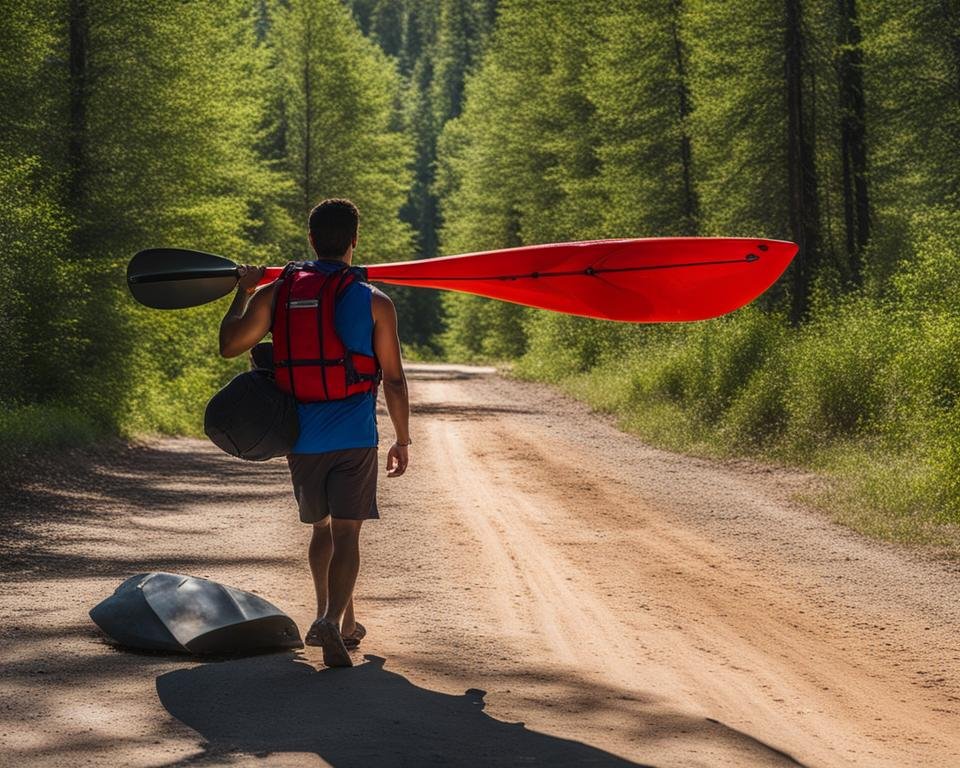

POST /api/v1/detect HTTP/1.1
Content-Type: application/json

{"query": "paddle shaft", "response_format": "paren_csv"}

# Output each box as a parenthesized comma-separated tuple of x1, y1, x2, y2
(131, 267, 242, 285)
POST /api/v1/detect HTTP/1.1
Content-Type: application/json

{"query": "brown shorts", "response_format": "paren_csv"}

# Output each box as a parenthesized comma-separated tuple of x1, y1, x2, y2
(287, 448, 379, 523)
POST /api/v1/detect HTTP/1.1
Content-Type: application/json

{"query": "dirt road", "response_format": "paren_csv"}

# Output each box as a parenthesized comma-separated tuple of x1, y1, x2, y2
(2, 363, 959, 767)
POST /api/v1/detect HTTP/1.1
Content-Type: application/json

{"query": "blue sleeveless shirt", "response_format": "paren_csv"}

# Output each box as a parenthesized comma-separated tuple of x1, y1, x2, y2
(285, 260, 378, 454)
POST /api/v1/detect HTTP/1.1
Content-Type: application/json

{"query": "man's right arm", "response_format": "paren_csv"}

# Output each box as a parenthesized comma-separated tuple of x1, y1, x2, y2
(219, 267, 277, 358)
(372, 291, 410, 477)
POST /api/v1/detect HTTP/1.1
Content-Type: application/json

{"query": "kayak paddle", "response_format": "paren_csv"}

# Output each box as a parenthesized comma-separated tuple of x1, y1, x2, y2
(127, 248, 254, 310)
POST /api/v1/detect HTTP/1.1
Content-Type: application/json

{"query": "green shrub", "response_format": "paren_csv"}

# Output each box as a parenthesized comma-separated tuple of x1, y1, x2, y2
(694, 308, 787, 423)
(517, 312, 629, 381)
(885, 311, 960, 428)
(894, 208, 960, 315)
(926, 405, 960, 519)
(441, 293, 529, 361)
(626, 330, 702, 405)
(718, 359, 789, 449)
(782, 297, 894, 454)
(607, 308, 786, 429)
(0, 403, 101, 458)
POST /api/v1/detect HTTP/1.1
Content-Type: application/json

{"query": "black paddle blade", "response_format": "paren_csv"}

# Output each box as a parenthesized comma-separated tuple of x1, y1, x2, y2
(127, 248, 240, 309)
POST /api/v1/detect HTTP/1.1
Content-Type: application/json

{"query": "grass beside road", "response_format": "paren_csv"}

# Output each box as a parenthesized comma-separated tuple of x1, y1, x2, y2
(0, 403, 104, 461)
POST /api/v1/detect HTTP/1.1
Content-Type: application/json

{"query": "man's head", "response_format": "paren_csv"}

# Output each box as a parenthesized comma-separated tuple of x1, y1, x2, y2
(308, 198, 359, 261)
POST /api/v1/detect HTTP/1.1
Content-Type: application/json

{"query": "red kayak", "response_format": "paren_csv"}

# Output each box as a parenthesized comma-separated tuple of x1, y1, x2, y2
(260, 237, 795, 322)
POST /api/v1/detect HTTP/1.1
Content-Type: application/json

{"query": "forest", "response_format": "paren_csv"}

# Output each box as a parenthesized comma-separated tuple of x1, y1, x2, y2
(2, 0, 959, 540)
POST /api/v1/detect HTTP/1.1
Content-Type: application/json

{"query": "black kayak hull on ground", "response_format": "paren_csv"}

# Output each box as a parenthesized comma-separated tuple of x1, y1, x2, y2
(90, 572, 303, 655)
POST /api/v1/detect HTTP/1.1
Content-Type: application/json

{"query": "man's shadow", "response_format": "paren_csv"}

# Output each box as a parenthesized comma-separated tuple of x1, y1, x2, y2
(156, 653, 647, 766)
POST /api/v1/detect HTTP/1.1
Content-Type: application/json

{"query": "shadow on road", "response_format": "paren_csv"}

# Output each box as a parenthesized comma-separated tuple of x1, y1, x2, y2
(404, 364, 497, 382)
(0, 440, 290, 581)
(411, 402, 542, 420)
(156, 653, 650, 767)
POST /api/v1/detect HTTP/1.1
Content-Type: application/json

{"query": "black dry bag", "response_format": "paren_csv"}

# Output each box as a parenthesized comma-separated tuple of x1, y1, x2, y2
(204, 370, 299, 461)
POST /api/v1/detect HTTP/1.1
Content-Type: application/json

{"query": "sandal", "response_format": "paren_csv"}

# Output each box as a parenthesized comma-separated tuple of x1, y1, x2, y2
(305, 618, 353, 667)
(341, 621, 366, 649)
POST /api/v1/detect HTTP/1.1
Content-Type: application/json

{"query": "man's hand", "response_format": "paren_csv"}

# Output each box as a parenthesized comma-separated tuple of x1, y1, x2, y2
(386, 443, 409, 477)
(237, 265, 265, 293)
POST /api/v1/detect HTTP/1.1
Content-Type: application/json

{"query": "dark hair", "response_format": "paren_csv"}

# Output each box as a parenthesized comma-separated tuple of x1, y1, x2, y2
(308, 198, 359, 259)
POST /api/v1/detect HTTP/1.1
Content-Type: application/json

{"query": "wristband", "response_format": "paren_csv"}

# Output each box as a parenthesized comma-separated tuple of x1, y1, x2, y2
(394, 439, 412, 447)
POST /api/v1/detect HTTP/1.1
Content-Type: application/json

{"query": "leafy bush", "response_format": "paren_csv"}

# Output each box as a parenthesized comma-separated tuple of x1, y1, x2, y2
(517, 312, 629, 381)
(0, 404, 101, 459)
(718, 361, 789, 448)
(781, 297, 895, 455)
(441, 294, 529, 361)
(693, 309, 787, 424)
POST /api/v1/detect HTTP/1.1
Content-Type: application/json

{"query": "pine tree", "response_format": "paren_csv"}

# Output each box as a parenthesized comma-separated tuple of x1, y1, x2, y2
(837, 0, 870, 286)
(394, 54, 447, 349)
(0, 0, 60, 163)
(0, 1, 79, 406)
(268, 0, 413, 264)
(431, 0, 490, 124)
(685, 0, 823, 319)
(342, 0, 496, 350)
(53, 0, 279, 430)
(861, 0, 960, 280)
(586, 0, 698, 238)
(435, 0, 604, 358)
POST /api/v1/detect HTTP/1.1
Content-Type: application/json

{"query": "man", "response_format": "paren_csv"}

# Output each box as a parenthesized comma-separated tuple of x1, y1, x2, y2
(219, 198, 410, 668)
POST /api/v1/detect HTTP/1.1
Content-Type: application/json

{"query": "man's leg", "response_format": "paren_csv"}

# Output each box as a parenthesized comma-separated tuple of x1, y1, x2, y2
(309, 518, 357, 625)
(342, 596, 357, 638)
(303, 449, 375, 666)
(323, 518, 363, 630)
(308, 519, 333, 617)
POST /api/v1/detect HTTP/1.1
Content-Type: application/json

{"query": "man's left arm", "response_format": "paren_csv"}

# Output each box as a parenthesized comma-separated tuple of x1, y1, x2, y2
(219, 266, 277, 358)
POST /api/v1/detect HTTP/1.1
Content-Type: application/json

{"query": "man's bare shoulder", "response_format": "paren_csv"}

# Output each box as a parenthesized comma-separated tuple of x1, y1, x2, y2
(370, 287, 396, 318)
(369, 285, 393, 302)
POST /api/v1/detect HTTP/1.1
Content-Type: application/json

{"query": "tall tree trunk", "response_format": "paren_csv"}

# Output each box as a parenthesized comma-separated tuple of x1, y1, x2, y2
(784, 0, 821, 322)
(302, 12, 313, 217)
(941, 2, 960, 202)
(669, 0, 698, 235)
(838, 0, 870, 286)
(68, 0, 89, 253)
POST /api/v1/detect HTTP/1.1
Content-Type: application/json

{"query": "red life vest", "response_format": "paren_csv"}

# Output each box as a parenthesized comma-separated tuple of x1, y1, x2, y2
(271, 262, 380, 403)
